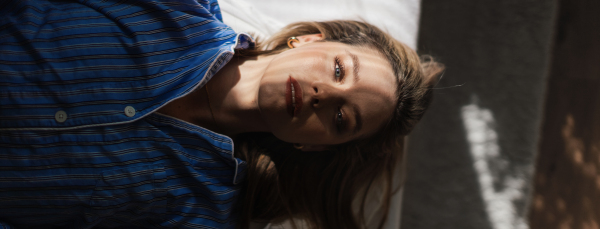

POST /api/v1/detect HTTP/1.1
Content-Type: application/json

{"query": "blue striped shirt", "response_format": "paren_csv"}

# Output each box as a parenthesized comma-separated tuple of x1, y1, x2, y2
(0, 0, 250, 228)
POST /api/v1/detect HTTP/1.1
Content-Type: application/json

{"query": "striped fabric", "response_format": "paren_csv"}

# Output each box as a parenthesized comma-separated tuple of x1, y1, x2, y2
(0, 0, 250, 228)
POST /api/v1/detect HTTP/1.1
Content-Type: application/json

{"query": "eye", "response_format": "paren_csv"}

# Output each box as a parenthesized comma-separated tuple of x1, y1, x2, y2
(334, 56, 345, 82)
(335, 107, 344, 132)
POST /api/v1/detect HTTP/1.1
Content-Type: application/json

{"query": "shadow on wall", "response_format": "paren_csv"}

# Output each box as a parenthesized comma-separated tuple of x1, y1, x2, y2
(532, 114, 600, 229)
(529, 0, 600, 228)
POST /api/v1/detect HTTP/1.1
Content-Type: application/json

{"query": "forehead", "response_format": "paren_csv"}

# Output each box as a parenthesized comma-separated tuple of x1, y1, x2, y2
(349, 45, 396, 87)
(343, 44, 397, 138)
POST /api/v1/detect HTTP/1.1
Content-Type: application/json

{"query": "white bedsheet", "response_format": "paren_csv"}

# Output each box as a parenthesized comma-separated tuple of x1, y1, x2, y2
(218, 1, 421, 228)
(220, 0, 420, 50)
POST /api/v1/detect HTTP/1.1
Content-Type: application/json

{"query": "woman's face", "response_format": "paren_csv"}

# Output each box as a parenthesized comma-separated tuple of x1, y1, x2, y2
(258, 41, 397, 146)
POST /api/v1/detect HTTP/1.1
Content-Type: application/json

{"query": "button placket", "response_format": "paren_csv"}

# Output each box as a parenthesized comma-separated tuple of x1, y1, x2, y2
(124, 106, 136, 117)
(55, 110, 67, 123)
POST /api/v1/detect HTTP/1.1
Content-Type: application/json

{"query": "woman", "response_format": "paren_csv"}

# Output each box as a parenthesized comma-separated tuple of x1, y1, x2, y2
(0, 0, 443, 228)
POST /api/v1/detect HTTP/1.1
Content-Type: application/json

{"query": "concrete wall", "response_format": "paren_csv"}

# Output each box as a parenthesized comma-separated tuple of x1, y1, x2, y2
(402, 1, 558, 228)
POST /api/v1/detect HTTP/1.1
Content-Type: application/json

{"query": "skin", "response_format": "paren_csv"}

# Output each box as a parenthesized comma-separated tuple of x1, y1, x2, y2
(158, 34, 397, 150)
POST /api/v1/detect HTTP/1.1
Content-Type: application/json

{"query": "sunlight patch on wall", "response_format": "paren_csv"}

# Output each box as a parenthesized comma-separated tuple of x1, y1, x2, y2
(461, 99, 528, 229)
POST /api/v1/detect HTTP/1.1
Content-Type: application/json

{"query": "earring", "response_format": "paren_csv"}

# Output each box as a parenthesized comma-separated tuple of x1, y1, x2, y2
(287, 36, 299, 49)
(293, 143, 304, 150)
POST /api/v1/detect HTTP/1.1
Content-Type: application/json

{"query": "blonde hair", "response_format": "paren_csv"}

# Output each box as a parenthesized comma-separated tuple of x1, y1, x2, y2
(234, 20, 444, 229)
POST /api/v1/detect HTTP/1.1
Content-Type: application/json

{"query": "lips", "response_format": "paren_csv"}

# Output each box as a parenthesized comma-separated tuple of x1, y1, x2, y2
(286, 76, 303, 117)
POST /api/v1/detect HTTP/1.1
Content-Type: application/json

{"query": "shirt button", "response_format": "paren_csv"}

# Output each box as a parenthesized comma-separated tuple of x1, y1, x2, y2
(124, 106, 136, 117)
(55, 110, 67, 123)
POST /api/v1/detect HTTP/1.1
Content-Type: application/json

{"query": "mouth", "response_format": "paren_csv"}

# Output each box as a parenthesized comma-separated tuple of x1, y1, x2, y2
(286, 76, 303, 117)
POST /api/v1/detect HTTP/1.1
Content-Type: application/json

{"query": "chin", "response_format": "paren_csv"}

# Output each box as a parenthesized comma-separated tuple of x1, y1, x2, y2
(265, 120, 292, 142)
(270, 132, 292, 144)
(257, 106, 288, 138)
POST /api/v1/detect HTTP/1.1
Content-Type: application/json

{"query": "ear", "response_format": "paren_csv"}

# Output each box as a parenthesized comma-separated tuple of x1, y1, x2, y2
(299, 144, 330, 152)
(291, 33, 324, 48)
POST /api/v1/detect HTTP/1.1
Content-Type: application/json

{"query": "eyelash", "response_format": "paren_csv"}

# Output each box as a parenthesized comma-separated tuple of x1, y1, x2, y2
(336, 107, 344, 133)
(334, 56, 345, 82)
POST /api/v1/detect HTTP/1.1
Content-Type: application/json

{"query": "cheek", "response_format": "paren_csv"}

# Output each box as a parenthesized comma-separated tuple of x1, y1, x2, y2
(282, 51, 328, 76)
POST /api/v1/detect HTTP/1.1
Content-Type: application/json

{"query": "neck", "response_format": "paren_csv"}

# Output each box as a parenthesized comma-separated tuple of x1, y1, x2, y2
(158, 54, 275, 137)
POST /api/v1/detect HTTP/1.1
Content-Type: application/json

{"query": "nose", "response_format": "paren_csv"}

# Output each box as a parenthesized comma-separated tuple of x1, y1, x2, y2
(310, 81, 343, 108)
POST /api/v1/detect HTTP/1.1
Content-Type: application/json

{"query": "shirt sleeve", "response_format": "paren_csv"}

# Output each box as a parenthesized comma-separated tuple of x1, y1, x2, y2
(0, 0, 238, 130)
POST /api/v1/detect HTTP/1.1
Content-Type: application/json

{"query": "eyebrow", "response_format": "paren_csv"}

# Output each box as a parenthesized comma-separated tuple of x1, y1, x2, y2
(353, 104, 363, 135)
(346, 50, 360, 82)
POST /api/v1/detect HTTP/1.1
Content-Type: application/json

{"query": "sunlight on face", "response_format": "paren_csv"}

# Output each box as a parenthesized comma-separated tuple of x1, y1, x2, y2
(257, 42, 397, 145)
